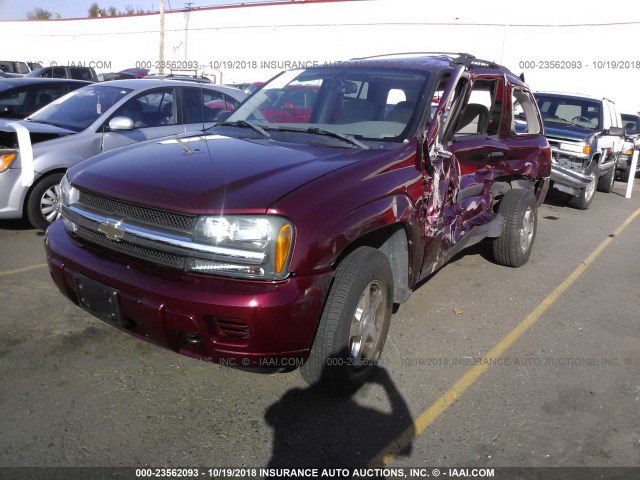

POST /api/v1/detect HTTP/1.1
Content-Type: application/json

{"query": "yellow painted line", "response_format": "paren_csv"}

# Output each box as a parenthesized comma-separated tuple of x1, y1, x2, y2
(0, 263, 47, 277)
(372, 206, 640, 467)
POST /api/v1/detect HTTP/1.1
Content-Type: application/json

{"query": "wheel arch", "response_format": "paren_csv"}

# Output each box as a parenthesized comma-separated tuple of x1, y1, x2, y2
(333, 223, 412, 304)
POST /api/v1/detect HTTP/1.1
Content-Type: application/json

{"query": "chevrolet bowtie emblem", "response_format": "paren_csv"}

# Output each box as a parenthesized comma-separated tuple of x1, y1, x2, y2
(98, 219, 125, 241)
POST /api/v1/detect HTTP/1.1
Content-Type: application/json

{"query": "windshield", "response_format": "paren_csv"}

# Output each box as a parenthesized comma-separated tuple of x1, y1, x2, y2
(622, 115, 640, 135)
(223, 67, 430, 143)
(535, 94, 601, 131)
(28, 85, 132, 132)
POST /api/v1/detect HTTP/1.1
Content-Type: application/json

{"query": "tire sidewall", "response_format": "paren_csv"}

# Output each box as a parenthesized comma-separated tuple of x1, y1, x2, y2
(329, 252, 393, 394)
(26, 172, 64, 230)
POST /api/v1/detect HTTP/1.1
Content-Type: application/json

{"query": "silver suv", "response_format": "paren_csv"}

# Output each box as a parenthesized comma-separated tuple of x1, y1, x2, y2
(0, 79, 245, 229)
(533, 92, 625, 209)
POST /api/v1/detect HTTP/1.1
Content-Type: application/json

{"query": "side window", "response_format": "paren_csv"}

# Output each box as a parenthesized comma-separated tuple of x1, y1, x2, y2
(511, 89, 541, 135)
(52, 67, 67, 79)
(184, 89, 241, 124)
(70, 68, 92, 81)
(114, 88, 177, 128)
(453, 79, 504, 138)
(0, 90, 27, 106)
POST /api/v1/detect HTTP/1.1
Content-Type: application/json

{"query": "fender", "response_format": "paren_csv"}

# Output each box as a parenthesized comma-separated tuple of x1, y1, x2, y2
(297, 193, 422, 277)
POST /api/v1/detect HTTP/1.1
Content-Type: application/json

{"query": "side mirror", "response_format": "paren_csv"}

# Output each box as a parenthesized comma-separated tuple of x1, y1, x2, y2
(108, 116, 134, 131)
(604, 126, 625, 137)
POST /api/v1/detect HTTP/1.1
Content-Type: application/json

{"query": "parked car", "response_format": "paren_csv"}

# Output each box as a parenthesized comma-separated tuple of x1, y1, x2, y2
(45, 53, 550, 394)
(533, 92, 625, 209)
(26, 66, 99, 82)
(0, 79, 246, 229)
(0, 61, 31, 76)
(0, 78, 91, 119)
(98, 72, 136, 82)
(119, 68, 150, 78)
(617, 113, 640, 180)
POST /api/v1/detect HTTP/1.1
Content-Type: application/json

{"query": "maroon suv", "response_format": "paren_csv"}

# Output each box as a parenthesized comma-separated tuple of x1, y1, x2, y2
(46, 54, 550, 394)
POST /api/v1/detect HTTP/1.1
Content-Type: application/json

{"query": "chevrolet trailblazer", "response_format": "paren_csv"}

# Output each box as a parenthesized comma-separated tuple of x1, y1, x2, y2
(46, 54, 551, 394)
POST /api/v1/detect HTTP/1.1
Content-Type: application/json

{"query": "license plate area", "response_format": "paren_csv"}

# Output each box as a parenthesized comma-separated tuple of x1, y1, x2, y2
(75, 274, 123, 325)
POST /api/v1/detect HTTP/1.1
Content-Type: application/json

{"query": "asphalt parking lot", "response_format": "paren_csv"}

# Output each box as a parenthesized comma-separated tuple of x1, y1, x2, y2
(1, 180, 639, 474)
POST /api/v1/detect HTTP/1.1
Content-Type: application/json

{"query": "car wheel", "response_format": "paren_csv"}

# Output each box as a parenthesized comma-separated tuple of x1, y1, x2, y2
(597, 165, 616, 193)
(493, 189, 537, 268)
(567, 168, 597, 210)
(300, 247, 393, 395)
(26, 172, 65, 231)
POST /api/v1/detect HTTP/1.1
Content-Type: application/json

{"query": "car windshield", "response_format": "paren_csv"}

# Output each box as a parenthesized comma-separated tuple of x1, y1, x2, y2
(622, 115, 640, 135)
(28, 85, 132, 132)
(535, 94, 601, 131)
(222, 67, 429, 143)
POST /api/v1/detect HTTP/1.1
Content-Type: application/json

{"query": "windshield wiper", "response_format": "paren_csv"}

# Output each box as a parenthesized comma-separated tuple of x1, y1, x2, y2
(219, 120, 271, 138)
(275, 126, 370, 149)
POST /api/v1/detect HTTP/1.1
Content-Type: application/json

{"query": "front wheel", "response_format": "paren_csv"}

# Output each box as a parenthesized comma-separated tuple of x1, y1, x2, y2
(493, 189, 538, 268)
(567, 168, 597, 210)
(26, 173, 65, 231)
(597, 165, 616, 193)
(300, 247, 393, 395)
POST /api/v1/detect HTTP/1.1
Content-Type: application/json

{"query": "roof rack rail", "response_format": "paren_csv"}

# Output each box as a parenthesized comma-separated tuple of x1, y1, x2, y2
(351, 52, 474, 61)
(349, 52, 524, 82)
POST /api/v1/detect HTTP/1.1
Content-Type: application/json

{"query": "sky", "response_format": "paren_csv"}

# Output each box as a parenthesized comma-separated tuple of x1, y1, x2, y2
(0, 0, 278, 20)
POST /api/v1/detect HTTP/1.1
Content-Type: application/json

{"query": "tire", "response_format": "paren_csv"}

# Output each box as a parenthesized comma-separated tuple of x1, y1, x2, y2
(567, 168, 597, 210)
(493, 189, 537, 268)
(300, 247, 393, 395)
(26, 173, 64, 231)
(597, 165, 615, 193)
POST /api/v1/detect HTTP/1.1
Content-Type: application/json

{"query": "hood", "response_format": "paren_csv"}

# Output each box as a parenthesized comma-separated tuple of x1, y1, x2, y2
(0, 119, 76, 148)
(69, 133, 365, 214)
(543, 125, 593, 143)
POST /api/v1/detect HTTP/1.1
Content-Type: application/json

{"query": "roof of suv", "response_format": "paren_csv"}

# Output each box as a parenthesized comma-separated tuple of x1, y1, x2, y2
(344, 52, 526, 85)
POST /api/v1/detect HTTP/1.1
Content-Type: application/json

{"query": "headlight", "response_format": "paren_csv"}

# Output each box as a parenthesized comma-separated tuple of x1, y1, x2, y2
(60, 174, 79, 206)
(188, 215, 294, 279)
(0, 149, 18, 173)
(559, 143, 589, 155)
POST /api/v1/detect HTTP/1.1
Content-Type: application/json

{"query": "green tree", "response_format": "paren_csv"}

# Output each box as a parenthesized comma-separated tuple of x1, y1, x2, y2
(107, 6, 119, 16)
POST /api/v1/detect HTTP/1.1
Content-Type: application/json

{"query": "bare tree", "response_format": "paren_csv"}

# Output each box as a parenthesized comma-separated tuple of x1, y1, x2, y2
(26, 8, 57, 20)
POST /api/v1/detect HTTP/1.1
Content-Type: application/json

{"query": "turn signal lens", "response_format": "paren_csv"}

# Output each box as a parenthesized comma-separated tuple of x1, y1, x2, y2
(275, 224, 293, 274)
(582, 146, 591, 155)
(0, 151, 17, 173)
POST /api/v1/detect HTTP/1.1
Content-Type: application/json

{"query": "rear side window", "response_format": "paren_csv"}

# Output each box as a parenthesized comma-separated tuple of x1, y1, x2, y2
(511, 89, 541, 135)
(183, 88, 240, 124)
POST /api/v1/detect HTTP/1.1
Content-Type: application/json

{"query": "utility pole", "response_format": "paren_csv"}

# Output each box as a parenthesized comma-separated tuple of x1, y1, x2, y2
(159, 0, 165, 75)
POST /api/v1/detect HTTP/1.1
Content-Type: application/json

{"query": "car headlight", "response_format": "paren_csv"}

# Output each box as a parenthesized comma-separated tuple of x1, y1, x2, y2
(60, 174, 79, 206)
(559, 143, 589, 155)
(0, 149, 18, 173)
(188, 215, 294, 279)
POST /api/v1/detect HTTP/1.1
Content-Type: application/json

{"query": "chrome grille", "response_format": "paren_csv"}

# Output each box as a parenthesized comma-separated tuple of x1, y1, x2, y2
(76, 225, 185, 269)
(78, 191, 196, 232)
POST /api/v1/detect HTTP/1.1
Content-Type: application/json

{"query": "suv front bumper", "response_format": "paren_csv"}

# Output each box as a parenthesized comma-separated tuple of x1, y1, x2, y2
(45, 220, 333, 369)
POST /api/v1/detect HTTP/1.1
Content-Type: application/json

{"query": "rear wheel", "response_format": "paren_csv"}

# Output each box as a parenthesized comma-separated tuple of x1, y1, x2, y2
(300, 247, 393, 395)
(493, 189, 537, 268)
(26, 173, 65, 231)
(567, 168, 597, 210)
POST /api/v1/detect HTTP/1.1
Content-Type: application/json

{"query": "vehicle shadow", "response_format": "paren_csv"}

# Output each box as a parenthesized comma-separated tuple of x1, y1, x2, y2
(0, 218, 34, 231)
(265, 366, 414, 476)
